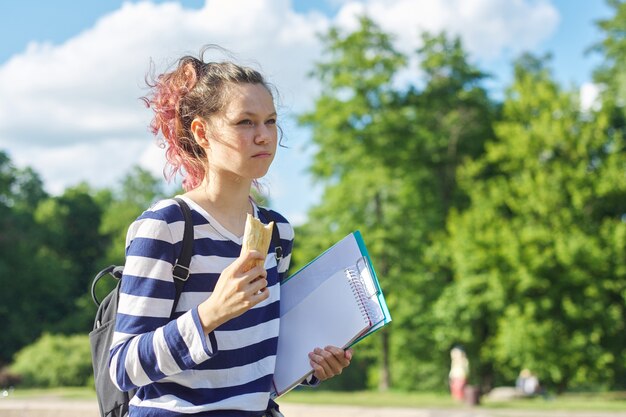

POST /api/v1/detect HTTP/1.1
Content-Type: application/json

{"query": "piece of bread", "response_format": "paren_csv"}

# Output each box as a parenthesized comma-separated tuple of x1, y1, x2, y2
(240, 213, 274, 272)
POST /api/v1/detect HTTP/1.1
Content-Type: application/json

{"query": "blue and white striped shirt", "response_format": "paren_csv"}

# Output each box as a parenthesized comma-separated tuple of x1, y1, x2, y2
(109, 196, 294, 416)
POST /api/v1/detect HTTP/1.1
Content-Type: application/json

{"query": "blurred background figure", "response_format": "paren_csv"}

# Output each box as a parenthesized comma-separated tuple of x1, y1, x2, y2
(449, 346, 469, 401)
(516, 368, 540, 397)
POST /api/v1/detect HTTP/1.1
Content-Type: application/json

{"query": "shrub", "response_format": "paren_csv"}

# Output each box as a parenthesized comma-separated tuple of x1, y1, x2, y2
(10, 333, 92, 387)
(0, 367, 22, 388)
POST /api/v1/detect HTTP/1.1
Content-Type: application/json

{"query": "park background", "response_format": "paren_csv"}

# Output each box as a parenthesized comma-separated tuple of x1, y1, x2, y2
(1, 0, 626, 407)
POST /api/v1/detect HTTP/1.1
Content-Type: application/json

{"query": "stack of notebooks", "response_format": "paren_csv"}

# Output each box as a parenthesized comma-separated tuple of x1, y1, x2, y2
(271, 231, 392, 398)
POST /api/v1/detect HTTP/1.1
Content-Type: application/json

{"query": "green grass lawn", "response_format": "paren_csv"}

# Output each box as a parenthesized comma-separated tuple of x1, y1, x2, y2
(483, 391, 626, 412)
(281, 389, 626, 412)
(5, 387, 626, 412)
(4, 386, 97, 400)
(280, 389, 459, 408)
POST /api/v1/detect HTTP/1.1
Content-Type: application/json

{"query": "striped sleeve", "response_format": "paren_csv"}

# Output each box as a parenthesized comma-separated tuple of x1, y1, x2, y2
(109, 207, 217, 391)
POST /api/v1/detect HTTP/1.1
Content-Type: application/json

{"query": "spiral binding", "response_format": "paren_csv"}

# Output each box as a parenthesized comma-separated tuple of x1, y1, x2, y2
(346, 267, 372, 326)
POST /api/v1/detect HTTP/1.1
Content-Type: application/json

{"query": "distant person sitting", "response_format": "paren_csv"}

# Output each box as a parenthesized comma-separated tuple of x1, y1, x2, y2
(516, 369, 540, 397)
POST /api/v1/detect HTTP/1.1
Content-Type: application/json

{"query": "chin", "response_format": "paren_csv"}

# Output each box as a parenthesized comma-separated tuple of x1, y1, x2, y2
(250, 166, 272, 179)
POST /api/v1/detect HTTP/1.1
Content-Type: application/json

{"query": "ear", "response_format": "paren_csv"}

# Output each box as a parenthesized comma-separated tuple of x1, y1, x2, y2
(191, 117, 209, 148)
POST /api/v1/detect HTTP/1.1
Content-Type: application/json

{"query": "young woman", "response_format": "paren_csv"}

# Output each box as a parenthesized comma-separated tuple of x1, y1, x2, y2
(109, 48, 352, 416)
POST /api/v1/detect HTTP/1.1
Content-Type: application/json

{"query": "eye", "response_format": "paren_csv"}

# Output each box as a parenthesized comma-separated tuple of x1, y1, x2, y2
(237, 119, 254, 126)
(265, 118, 277, 125)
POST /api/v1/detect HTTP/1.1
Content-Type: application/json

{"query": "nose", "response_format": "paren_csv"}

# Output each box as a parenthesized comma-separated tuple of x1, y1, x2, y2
(254, 124, 274, 145)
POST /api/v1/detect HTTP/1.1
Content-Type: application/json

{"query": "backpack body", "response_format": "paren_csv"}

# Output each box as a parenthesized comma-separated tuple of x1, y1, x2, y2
(89, 275, 136, 417)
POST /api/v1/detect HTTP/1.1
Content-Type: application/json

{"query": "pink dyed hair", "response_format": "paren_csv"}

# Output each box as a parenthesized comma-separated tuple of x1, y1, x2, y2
(142, 47, 273, 191)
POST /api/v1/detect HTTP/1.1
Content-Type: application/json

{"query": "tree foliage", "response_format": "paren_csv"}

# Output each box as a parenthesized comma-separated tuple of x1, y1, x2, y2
(10, 333, 92, 387)
(297, 8, 625, 393)
(435, 54, 626, 391)
(593, 0, 626, 110)
(0, 160, 164, 367)
(0, 151, 70, 364)
(297, 17, 496, 390)
(298, 16, 407, 389)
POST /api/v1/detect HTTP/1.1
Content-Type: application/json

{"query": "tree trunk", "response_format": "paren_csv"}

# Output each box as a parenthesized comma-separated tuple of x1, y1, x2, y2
(379, 328, 391, 390)
(374, 192, 391, 391)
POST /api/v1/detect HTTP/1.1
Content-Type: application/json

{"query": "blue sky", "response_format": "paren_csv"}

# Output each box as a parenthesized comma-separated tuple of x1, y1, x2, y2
(0, 0, 614, 224)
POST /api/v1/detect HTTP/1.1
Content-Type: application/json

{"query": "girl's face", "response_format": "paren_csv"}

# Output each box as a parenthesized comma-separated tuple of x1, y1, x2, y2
(203, 83, 278, 182)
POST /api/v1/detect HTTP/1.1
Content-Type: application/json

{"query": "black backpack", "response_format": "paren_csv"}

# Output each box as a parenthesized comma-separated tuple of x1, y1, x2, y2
(89, 197, 194, 417)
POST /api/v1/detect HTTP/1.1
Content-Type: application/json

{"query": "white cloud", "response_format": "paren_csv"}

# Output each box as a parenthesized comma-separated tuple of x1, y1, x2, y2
(580, 82, 601, 112)
(138, 138, 169, 180)
(0, 0, 560, 220)
(0, 0, 327, 148)
(6, 137, 149, 194)
(334, 0, 559, 60)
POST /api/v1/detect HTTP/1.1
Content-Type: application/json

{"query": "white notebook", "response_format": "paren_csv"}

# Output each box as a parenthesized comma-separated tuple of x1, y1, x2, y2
(271, 232, 391, 398)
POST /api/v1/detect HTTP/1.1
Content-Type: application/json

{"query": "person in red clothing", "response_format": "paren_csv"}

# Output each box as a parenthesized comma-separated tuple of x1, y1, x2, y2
(449, 346, 469, 401)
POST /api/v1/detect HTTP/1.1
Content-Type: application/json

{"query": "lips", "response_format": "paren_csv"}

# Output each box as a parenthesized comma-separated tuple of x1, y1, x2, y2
(252, 152, 272, 158)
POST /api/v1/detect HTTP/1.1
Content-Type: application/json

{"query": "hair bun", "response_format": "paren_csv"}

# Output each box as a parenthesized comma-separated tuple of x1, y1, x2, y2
(179, 61, 199, 97)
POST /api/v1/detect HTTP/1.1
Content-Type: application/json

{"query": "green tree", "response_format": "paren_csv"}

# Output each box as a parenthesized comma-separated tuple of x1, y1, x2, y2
(0, 151, 70, 365)
(98, 166, 166, 266)
(0, 155, 170, 365)
(593, 0, 626, 114)
(34, 184, 105, 294)
(298, 16, 407, 390)
(407, 33, 495, 218)
(390, 33, 496, 390)
(33, 183, 108, 333)
(298, 18, 495, 390)
(92, 166, 166, 304)
(436, 54, 626, 391)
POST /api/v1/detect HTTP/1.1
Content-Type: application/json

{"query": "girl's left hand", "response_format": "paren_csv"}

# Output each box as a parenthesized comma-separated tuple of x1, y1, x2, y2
(308, 346, 353, 381)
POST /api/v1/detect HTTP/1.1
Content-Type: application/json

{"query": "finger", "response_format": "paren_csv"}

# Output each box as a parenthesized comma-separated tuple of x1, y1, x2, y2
(249, 277, 269, 295)
(309, 354, 328, 380)
(308, 351, 329, 379)
(250, 286, 271, 304)
(240, 265, 267, 284)
(245, 249, 265, 260)
(235, 250, 266, 270)
(312, 367, 327, 381)
(233, 265, 267, 283)
(326, 346, 351, 367)
(319, 348, 345, 375)
(345, 348, 354, 361)
(311, 348, 337, 377)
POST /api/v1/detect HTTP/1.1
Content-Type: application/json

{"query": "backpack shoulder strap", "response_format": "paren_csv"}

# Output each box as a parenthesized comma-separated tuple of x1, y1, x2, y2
(173, 197, 193, 281)
(257, 206, 283, 264)
(171, 197, 194, 316)
(90, 198, 194, 315)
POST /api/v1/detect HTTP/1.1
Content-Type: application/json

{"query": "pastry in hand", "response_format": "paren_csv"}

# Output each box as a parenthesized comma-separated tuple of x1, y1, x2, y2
(240, 213, 274, 272)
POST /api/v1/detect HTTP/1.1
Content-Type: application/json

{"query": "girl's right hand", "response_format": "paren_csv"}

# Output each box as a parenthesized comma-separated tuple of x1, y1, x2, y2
(197, 250, 269, 333)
